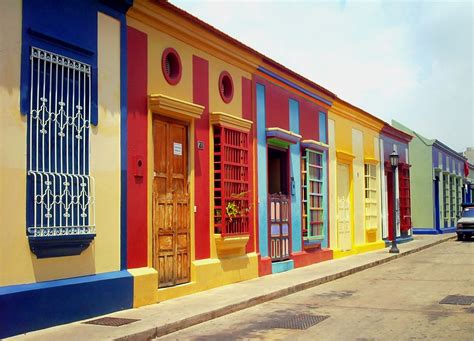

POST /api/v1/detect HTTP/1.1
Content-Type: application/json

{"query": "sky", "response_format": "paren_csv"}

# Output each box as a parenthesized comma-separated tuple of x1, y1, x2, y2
(172, 0, 473, 153)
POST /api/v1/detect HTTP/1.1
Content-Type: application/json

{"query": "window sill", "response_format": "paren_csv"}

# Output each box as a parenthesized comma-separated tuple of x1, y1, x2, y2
(214, 233, 249, 258)
(303, 237, 322, 251)
(28, 234, 95, 258)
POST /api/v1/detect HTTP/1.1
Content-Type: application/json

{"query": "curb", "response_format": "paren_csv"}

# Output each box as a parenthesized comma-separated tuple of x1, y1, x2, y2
(116, 235, 455, 340)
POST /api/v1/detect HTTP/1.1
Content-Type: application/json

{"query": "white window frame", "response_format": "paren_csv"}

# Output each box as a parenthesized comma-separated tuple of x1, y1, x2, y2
(364, 164, 378, 231)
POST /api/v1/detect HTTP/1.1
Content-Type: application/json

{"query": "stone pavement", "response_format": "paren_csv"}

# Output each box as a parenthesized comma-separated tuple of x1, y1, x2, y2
(9, 234, 454, 341)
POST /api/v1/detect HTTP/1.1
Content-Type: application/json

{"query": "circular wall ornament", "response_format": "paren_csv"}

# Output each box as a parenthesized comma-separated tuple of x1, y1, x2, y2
(162, 48, 182, 85)
(219, 71, 234, 103)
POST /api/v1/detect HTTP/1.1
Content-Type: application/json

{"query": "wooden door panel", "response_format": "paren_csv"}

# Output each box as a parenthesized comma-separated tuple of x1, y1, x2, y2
(159, 253, 174, 287)
(153, 119, 169, 194)
(337, 164, 351, 251)
(152, 117, 190, 288)
(170, 123, 187, 195)
(269, 194, 290, 261)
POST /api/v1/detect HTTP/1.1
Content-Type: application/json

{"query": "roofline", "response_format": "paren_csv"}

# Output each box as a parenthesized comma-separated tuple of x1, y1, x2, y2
(335, 97, 386, 126)
(433, 139, 467, 161)
(381, 124, 413, 143)
(159, 0, 336, 99)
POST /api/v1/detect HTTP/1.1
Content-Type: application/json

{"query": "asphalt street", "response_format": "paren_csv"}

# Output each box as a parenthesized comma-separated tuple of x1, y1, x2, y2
(159, 239, 474, 341)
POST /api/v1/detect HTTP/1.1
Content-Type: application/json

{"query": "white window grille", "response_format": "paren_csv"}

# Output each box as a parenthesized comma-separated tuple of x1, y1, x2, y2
(364, 164, 378, 230)
(27, 47, 95, 238)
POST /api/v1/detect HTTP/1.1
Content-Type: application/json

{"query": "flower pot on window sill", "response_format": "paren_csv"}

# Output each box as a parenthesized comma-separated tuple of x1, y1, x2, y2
(214, 233, 249, 258)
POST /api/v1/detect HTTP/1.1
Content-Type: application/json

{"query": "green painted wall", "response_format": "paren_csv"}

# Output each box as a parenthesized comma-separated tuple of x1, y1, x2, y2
(392, 121, 434, 228)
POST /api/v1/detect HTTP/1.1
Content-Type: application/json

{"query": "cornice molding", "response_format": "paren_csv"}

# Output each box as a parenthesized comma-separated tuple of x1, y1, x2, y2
(210, 112, 253, 132)
(128, 1, 260, 73)
(149, 94, 204, 120)
(381, 124, 413, 143)
(364, 157, 379, 165)
(329, 103, 384, 133)
(336, 150, 356, 163)
(266, 127, 302, 140)
(301, 139, 329, 151)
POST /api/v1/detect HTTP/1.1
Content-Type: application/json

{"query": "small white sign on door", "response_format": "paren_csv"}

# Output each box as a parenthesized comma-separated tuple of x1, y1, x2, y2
(173, 142, 182, 156)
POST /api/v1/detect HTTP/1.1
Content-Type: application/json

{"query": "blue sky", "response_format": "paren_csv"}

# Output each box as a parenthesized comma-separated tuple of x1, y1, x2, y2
(172, 0, 473, 152)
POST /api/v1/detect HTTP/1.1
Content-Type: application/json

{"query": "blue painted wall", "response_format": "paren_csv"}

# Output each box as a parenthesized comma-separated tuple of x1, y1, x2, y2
(289, 99, 302, 253)
(256, 83, 268, 257)
(6, 0, 133, 337)
(318, 112, 327, 144)
(0, 271, 133, 338)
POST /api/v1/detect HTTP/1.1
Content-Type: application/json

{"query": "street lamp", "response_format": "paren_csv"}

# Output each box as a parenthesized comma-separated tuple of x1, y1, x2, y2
(389, 150, 400, 253)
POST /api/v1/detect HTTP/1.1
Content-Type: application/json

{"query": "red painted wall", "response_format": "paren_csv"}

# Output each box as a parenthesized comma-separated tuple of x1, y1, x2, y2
(242, 77, 255, 253)
(252, 76, 260, 254)
(264, 80, 290, 131)
(127, 27, 148, 268)
(299, 99, 322, 141)
(193, 55, 210, 260)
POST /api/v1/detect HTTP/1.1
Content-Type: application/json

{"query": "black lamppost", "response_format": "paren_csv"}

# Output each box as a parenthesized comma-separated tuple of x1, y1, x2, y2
(389, 150, 400, 254)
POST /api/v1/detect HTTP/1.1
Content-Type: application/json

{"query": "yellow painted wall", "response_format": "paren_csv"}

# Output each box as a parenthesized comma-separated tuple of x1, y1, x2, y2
(0, 9, 122, 286)
(328, 100, 384, 254)
(328, 119, 338, 249)
(127, 11, 258, 307)
(92, 12, 122, 273)
(374, 136, 382, 241)
(127, 17, 253, 266)
(352, 128, 365, 245)
(127, 17, 251, 118)
(0, 0, 28, 286)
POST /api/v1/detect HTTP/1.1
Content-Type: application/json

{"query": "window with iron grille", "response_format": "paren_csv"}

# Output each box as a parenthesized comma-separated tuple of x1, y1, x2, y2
(301, 149, 324, 240)
(27, 47, 95, 240)
(364, 164, 378, 230)
(398, 164, 411, 232)
(213, 126, 250, 236)
(451, 175, 460, 221)
(450, 175, 456, 221)
(443, 173, 450, 223)
(457, 177, 462, 218)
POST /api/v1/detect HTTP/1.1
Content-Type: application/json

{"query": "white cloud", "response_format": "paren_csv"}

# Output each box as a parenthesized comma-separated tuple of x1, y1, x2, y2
(172, 0, 473, 151)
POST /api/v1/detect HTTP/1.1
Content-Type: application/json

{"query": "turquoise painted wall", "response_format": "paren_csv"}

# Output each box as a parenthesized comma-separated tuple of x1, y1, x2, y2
(256, 83, 268, 257)
(289, 99, 302, 252)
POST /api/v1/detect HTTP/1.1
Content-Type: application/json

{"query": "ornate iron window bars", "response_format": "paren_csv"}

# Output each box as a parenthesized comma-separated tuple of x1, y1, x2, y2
(27, 47, 95, 257)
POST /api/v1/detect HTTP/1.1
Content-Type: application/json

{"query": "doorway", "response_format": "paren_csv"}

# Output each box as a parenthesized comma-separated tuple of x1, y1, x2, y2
(268, 147, 290, 261)
(337, 163, 351, 251)
(152, 116, 190, 288)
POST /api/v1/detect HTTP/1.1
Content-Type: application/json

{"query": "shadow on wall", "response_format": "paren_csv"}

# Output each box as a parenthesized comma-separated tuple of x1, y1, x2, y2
(32, 243, 96, 283)
(219, 254, 251, 272)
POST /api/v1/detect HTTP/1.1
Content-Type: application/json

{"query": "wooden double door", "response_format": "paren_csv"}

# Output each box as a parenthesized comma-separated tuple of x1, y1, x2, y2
(152, 116, 190, 288)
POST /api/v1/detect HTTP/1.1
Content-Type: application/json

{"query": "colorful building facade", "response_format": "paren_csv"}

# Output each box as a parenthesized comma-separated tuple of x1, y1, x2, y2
(392, 120, 466, 234)
(125, 0, 261, 306)
(6, 1, 465, 337)
(328, 99, 386, 258)
(379, 124, 413, 241)
(255, 65, 335, 275)
(0, 0, 133, 337)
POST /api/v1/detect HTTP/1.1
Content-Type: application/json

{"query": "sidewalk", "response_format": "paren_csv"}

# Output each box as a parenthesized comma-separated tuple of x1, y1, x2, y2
(10, 234, 454, 341)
